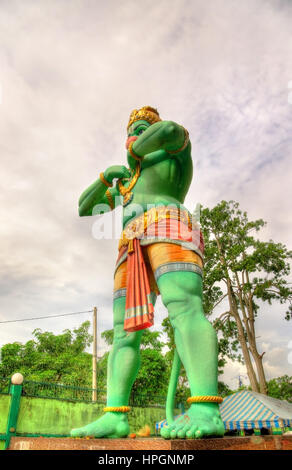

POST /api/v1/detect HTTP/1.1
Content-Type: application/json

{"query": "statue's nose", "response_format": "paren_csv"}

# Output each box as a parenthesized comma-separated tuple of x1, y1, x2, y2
(126, 135, 138, 149)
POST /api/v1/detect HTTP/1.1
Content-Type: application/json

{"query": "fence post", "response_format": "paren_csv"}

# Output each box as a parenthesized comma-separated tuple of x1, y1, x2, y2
(4, 373, 23, 450)
(92, 306, 97, 402)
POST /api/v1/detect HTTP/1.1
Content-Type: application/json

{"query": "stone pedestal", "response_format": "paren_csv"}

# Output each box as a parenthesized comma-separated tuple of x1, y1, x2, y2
(9, 435, 292, 451)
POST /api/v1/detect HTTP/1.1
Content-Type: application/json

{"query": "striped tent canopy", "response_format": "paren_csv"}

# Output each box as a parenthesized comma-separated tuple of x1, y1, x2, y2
(155, 391, 292, 432)
(220, 390, 292, 431)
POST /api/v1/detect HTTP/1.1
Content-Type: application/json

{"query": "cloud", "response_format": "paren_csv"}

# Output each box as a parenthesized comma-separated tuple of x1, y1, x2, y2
(0, 0, 291, 385)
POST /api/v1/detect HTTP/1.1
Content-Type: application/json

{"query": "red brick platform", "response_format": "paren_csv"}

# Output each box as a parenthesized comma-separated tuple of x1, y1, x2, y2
(9, 435, 292, 450)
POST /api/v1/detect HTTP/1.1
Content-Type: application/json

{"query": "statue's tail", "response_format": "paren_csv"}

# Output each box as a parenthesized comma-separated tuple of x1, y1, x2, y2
(165, 348, 181, 425)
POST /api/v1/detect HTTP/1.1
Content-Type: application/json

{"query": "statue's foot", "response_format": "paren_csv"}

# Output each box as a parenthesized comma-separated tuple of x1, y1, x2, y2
(70, 412, 130, 438)
(160, 403, 225, 439)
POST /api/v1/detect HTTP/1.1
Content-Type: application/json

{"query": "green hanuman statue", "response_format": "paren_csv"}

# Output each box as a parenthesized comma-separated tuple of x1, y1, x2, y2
(72, 106, 225, 439)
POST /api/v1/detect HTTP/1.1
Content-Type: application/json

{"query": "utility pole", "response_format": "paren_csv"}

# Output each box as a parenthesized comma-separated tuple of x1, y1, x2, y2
(92, 306, 97, 402)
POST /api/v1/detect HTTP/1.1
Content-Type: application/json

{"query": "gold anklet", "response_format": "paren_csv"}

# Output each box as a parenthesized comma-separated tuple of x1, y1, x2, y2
(103, 406, 131, 413)
(187, 395, 223, 404)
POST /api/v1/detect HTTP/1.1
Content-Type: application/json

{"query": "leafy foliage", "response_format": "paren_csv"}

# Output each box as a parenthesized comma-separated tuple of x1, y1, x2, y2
(0, 322, 93, 386)
(267, 375, 292, 402)
(200, 200, 292, 393)
(218, 381, 233, 397)
(131, 349, 168, 404)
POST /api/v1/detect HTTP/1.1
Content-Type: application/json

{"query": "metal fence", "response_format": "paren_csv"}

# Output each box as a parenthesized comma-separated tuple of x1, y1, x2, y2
(22, 380, 106, 403)
(129, 392, 177, 409)
(0, 376, 183, 408)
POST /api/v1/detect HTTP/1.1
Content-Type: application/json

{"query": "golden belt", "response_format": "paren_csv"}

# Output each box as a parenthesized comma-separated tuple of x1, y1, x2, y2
(118, 206, 199, 252)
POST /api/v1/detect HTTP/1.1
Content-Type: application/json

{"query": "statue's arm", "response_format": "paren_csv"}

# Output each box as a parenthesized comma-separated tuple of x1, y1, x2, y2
(131, 121, 189, 169)
(78, 166, 129, 216)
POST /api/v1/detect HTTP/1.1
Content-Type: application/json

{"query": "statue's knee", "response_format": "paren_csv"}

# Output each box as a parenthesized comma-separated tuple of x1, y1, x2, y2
(167, 296, 204, 324)
(113, 322, 142, 348)
(159, 273, 202, 309)
(164, 289, 214, 332)
(162, 284, 203, 317)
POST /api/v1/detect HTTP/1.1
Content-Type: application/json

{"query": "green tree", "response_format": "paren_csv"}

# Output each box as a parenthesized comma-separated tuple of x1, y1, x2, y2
(200, 200, 292, 394)
(0, 321, 93, 386)
(267, 375, 292, 402)
(96, 352, 109, 391)
(218, 381, 233, 397)
(131, 348, 168, 405)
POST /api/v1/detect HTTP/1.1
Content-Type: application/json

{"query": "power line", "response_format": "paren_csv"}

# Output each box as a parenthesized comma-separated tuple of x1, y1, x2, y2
(0, 309, 93, 324)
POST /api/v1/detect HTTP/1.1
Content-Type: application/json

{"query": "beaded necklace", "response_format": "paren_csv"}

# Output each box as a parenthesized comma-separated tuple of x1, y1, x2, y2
(117, 162, 141, 207)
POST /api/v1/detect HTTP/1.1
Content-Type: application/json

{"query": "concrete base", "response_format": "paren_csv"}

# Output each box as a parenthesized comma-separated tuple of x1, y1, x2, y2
(9, 435, 292, 451)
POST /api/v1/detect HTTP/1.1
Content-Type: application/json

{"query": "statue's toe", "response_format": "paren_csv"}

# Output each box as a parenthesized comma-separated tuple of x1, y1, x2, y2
(170, 429, 178, 439)
(185, 425, 196, 439)
(177, 426, 188, 439)
(195, 429, 203, 439)
(160, 426, 171, 439)
(70, 427, 83, 437)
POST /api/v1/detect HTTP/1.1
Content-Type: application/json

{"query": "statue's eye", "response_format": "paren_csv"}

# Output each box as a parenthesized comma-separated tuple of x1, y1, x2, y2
(137, 128, 145, 135)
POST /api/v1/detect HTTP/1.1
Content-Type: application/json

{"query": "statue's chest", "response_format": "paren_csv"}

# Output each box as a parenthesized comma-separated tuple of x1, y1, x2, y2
(120, 160, 181, 207)
(139, 159, 179, 188)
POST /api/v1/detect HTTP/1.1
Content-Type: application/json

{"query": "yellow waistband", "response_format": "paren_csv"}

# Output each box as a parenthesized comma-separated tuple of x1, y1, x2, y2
(118, 206, 198, 251)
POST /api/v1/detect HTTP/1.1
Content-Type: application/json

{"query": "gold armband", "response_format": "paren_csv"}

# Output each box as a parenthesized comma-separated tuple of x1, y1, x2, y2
(167, 127, 189, 154)
(100, 172, 113, 188)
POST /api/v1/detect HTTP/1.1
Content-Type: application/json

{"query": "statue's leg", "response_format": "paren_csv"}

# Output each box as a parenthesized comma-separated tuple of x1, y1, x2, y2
(71, 294, 154, 438)
(158, 270, 225, 439)
(106, 295, 147, 407)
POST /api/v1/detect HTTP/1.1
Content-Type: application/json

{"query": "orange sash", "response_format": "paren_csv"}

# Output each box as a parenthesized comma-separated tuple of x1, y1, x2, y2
(124, 238, 154, 332)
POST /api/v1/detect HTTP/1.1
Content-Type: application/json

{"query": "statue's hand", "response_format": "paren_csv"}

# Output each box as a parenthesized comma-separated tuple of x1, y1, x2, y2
(104, 165, 131, 183)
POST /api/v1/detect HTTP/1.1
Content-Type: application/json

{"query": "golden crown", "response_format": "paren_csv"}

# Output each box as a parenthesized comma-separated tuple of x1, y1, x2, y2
(127, 106, 161, 131)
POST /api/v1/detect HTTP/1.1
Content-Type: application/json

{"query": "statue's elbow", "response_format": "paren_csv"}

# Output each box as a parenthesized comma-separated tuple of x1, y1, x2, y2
(78, 205, 87, 217)
(164, 121, 176, 137)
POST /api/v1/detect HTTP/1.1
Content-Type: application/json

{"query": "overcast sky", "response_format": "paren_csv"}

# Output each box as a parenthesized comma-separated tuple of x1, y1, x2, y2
(0, 0, 291, 388)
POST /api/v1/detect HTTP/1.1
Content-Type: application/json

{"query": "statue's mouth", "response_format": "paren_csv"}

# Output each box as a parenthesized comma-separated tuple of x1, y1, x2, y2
(125, 135, 138, 150)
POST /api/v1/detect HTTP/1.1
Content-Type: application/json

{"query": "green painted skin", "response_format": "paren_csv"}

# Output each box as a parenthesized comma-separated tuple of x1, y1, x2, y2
(72, 119, 224, 439)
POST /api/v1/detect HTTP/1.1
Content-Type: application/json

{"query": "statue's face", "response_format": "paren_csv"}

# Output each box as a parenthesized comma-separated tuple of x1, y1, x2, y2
(126, 120, 151, 150)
